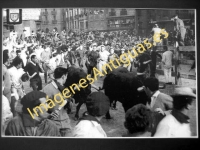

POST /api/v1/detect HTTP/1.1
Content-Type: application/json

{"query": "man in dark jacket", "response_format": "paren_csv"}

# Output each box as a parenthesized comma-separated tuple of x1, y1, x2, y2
(25, 54, 44, 91)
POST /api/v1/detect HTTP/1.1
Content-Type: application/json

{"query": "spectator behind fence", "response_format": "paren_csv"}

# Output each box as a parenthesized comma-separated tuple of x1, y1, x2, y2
(154, 87, 195, 137)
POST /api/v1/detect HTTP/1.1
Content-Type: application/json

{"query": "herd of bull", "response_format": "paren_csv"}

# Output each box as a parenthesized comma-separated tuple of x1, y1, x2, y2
(64, 65, 161, 125)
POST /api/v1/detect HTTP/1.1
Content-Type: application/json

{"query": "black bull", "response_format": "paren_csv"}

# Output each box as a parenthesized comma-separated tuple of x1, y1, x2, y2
(64, 65, 151, 120)
(102, 67, 151, 118)
(64, 66, 91, 120)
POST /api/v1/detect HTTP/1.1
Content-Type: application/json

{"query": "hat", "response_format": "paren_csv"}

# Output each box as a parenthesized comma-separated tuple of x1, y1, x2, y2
(172, 87, 196, 98)
(21, 91, 46, 110)
(86, 92, 110, 117)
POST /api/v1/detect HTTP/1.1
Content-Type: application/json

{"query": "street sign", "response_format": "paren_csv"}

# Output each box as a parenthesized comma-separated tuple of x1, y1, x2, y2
(6, 9, 22, 24)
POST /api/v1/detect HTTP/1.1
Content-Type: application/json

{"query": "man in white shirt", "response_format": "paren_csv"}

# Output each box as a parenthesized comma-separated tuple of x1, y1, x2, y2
(143, 77, 173, 135)
(8, 57, 26, 101)
(162, 47, 173, 84)
(98, 45, 110, 73)
(154, 87, 195, 137)
(143, 77, 173, 114)
(151, 24, 162, 46)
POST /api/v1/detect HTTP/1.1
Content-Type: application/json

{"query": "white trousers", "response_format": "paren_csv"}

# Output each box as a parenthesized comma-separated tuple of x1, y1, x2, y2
(163, 68, 172, 83)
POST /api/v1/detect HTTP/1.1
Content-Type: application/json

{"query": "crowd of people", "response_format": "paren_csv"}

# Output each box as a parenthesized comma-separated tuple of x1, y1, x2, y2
(2, 18, 196, 137)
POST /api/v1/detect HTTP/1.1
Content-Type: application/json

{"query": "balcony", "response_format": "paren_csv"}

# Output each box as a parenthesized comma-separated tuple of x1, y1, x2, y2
(52, 20, 57, 24)
(109, 12, 116, 16)
(120, 11, 128, 16)
(51, 10, 57, 15)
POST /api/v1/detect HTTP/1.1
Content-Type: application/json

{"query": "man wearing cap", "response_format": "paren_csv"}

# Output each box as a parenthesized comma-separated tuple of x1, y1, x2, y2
(154, 87, 195, 137)
(5, 91, 61, 136)
(73, 92, 110, 137)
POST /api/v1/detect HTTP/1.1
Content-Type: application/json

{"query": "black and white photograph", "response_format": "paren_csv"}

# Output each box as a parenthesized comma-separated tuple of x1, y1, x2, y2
(2, 7, 197, 138)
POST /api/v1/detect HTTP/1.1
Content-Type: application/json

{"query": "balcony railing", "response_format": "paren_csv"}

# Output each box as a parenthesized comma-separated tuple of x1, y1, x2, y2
(52, 20, 57, 24)
(120, 11, 128, 16)
(109, 12, 116, 16)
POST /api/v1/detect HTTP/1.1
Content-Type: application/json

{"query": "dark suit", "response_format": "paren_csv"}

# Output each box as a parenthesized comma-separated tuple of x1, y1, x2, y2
(150, 50, 162, 77)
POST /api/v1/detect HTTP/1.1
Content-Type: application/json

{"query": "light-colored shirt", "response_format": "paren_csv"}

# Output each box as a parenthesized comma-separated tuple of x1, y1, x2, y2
(151, 90, 160, 108)
(154, 114, 191, 137)
(73, 120, 107, 138)
(99, 50, 110, 62)
(8, 67, 25, 88)
(162, 50, 173, 69)
(2, 95, 13, 126)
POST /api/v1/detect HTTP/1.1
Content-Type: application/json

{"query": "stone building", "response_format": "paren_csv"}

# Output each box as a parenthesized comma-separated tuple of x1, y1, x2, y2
(40, 8, 66, 33)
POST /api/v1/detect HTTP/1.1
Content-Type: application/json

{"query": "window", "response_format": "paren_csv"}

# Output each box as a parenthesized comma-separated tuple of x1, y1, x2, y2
(86, 21, 88, 29)
(120, 9, 127, 15)
(66, 11, 68, 18)
(109, 9, 116, 16)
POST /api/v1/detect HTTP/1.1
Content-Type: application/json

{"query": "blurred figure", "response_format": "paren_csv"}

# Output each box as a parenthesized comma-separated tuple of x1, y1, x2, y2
(3, 50, 12, 103)
(162, 47, 173, 84)
(2, 80, 13, 136)
(171, 14, 186, 46)
(151, 24, 161, 46)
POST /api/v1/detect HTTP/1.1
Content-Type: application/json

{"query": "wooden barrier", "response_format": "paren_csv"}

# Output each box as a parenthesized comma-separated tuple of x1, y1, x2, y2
(155, 46, 196, 83)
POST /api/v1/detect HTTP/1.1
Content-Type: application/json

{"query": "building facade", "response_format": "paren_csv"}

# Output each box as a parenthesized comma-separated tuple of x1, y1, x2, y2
(137, 9, 195, 37)
(65, 8, 89, 32)
(40, 8, 66, 33)
(106, 8, 136, 31)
